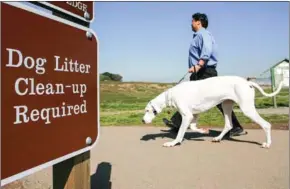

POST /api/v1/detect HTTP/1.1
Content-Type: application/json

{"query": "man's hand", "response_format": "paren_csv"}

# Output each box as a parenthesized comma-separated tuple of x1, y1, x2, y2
(188, 65, 201, 73)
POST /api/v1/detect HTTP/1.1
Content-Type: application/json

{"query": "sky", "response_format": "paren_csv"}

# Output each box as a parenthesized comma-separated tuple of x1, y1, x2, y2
(92, 2, 289, 83)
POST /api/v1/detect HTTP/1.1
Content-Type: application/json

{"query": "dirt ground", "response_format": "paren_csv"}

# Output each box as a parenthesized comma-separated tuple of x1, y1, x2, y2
(2, 127, 289, 189)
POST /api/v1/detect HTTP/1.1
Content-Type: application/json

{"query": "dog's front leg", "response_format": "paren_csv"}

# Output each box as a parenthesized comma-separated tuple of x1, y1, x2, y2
(163, 113, 192, 147)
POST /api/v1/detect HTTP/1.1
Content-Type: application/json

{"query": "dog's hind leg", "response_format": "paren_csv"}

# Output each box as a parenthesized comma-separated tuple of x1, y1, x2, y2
(239, 103, 272, 148)
(212, 100, 234, 142)
(163, 112, 193, 147)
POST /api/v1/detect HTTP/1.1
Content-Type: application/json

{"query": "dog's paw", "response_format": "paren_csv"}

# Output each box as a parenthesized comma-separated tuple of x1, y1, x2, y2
(212, 137, 221, 143)
(163, 141, 178, 147)
(261, 142, 271, 148)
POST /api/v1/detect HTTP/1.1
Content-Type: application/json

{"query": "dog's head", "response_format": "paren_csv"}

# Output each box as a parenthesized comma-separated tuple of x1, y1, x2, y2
(142, 101, 161, 124)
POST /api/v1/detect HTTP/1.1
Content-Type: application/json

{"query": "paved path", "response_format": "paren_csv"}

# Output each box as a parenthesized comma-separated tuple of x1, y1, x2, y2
(3, 127, 289, 189)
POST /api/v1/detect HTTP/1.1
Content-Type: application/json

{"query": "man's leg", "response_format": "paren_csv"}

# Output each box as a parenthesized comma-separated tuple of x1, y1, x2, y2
(200, 67, 245, 136)
(162, 111, 182, 133)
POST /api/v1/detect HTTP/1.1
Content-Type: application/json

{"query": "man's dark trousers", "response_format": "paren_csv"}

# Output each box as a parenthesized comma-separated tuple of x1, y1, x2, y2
(169, 66, 243, 131)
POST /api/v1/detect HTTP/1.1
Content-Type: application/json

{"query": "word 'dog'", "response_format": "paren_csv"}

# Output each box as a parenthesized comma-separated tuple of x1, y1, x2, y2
(6, 48, 47, 75)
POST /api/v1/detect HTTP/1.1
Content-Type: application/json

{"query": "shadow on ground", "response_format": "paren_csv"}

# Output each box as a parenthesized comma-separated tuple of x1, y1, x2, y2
(91, 162, 112, 189)
(140, 129, 262, 146)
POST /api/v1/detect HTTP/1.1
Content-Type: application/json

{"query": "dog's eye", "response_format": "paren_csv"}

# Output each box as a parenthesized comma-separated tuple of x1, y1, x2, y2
(153, 110, 157, 115)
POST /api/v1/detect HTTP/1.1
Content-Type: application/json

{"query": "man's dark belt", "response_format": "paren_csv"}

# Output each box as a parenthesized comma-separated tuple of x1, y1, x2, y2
(206, 65, 216, 69)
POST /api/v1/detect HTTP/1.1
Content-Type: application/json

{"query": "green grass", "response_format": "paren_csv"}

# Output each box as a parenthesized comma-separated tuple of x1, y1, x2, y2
(100, 107, 289, 127)
(100, 81, 289, 127)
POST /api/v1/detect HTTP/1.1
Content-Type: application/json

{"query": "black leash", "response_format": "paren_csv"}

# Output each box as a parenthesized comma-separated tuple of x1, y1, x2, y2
(176, 65, 198, 85)
(176, 72, 189, 84)
(165, 65, 198, 116)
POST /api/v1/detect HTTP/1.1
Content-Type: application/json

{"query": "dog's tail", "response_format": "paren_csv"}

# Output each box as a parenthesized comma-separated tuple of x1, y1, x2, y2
(248, 80, 284, 97)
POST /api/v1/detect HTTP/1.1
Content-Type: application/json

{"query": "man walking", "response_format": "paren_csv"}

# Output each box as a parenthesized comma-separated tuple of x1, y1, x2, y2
(163, 13, 245, 137)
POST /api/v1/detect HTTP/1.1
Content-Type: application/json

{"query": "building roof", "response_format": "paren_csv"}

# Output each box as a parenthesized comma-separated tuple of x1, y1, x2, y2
(270, 58, 289, 69)
(260, 58, 289, 76)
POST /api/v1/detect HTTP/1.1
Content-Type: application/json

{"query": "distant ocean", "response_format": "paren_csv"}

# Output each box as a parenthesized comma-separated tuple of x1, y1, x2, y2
(251, 77, 271, 86)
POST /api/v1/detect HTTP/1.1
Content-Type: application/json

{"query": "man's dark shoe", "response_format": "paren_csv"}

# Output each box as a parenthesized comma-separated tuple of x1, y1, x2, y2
(230, 126, 245, 136)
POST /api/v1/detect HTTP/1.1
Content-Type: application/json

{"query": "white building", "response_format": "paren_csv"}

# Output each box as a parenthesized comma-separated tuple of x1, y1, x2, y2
(260, 58, 289, 88)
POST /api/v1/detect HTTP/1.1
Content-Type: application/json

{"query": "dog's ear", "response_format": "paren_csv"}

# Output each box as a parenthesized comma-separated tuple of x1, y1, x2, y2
(151, 103, 161, 114)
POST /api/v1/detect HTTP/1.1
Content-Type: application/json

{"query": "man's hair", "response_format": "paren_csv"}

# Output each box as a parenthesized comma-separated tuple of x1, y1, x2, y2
(192, 13, 208, 29)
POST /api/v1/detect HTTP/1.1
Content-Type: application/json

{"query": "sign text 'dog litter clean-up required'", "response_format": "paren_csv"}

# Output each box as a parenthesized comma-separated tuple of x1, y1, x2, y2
(1, 2, 99, 186)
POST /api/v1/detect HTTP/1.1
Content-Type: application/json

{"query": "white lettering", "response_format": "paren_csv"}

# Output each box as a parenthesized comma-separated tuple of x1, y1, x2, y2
(80, 84, 87, 97)
(6, 48, 23, 68)
(74, 104, 80, 114)
(80, 100, 87, 113)
(70, 84, 87, 97)
(36, 58, 47, 75)
(15, 78, 64, 96)
(6, 48, 47, 74)
(13, 100, 88, 124)
(79, 64, 85, 72)
(85, 65, 91, 73)
(36, 82, 45, 95)
(72, 84, 79, 94)
(54, 55, 63, 72)
(24, 56, 34, 69)
(54, 56, 91, 74)
(15, 78, 28, 96)
(52, 107, 60, 118)
(30, 109, 39, 122)
(41, 108, 51, 124)
(83, 4, 87, 12)
(67, 105, 74, 116)
(14, 105, 30, 124)
(66, 1, 88, 12)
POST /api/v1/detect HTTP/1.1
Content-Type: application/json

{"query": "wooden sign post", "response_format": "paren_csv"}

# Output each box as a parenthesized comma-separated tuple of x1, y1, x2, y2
(53, 151, 91, 189)
(1, 2, 99, 188)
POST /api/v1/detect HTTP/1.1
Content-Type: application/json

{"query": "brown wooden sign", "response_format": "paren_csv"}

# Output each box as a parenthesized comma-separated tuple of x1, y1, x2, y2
(39, 1, 94, 22)
(1, 2, 99, 186)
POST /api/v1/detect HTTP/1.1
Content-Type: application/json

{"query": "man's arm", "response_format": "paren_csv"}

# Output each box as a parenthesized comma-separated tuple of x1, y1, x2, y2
(188, 33, 213, 73)
(197, 33, 213, 67)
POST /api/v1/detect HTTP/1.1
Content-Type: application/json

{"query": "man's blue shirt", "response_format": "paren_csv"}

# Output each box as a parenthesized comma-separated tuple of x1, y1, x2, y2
(188, 27, 218, 68)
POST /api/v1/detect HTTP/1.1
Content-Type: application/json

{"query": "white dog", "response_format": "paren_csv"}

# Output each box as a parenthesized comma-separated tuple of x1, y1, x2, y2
(142, 76, 283, 148)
